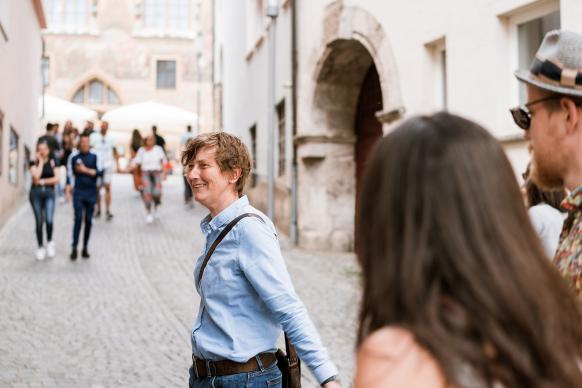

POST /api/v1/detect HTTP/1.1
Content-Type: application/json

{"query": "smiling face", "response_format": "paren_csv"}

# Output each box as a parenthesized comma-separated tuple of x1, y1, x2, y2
(186, 146, 240, 216)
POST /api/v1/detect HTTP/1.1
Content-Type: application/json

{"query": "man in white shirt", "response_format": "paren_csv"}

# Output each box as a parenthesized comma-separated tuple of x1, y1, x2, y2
(90, 121, 118, 221)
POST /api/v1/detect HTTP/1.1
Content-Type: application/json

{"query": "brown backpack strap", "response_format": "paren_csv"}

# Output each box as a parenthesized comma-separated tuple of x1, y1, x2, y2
(197, 212, 263, 285)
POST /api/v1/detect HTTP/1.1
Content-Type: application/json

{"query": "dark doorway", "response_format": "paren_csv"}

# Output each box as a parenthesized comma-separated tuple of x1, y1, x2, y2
(354, 64, 383, 246)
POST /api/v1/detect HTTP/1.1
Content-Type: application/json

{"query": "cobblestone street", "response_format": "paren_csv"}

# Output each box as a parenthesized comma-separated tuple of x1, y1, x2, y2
(0, 174, 359, 388)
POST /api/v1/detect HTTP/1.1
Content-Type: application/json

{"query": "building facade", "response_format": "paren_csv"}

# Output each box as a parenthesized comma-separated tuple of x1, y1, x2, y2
(0, 1, 46, 220)
(42, 0, 214, 154)
(215, 0, 582, 251)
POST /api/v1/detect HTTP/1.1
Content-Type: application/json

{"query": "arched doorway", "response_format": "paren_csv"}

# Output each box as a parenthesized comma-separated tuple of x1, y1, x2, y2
(354, 65, 383, 247)
(299, 39, 383, 251)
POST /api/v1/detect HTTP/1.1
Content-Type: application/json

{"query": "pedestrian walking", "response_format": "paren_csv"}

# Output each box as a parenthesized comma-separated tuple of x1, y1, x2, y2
(181, 132, 340, 388)
(511, 30, 582, 297)
(152, 125, 166, 151)
(90, 121, 118, 221)
(180, 125, 195, 207)
(354, 113, 582, 388)
(129, 129, 143, 193)
(131, 134, 167, 223)
(522, 163, 567, 258)
(66, 134, 102, 260)
(29, 141, 59, 260)
(38, 122, 61, 163)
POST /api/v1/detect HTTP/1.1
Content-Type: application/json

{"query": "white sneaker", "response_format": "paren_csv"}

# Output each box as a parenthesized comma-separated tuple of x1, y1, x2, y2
(46, 241, 55, 258)
(35, 247, 46, 261)
(146, 214, 154, 224)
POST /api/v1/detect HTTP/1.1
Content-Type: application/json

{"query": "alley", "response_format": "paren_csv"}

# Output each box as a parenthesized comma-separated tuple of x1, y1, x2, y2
(0, 174, 359, 387)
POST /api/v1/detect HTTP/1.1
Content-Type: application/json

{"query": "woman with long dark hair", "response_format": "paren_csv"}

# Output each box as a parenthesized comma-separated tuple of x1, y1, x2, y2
(355, 112, 582, 387)
(129, 129, 143, 192)
(29, 141, 59, 260)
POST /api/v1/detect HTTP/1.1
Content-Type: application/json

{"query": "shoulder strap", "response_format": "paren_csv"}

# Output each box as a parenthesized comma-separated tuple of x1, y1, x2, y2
(197, 212, 263, 284)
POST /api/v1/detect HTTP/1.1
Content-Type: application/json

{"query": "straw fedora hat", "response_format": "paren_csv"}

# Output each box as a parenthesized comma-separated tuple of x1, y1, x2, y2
(515, 29, 582, 97)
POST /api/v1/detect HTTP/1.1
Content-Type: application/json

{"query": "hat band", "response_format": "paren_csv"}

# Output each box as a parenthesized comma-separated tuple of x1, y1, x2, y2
(531, 57, 582, 87)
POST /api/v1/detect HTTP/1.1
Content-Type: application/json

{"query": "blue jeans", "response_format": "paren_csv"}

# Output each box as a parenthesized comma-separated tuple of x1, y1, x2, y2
(29, 186, 55, 247)
(189, 359, 282, 388)
(72, 194, 96, 249)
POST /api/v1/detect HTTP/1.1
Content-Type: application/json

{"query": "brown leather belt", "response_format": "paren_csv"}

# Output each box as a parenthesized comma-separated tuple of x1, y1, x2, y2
(191, 353, 277, 378)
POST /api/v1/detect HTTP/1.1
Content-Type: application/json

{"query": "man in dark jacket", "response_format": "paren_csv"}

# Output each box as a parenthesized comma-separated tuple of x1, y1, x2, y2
(66, 134, 102, 260)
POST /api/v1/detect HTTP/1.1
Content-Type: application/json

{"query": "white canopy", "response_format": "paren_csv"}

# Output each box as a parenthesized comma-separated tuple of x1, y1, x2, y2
(40, 94, 98, 126)
(101, 101, 197, 135)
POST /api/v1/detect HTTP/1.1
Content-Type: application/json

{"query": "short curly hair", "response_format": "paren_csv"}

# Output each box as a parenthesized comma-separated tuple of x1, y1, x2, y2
(181, 131, 251, 196)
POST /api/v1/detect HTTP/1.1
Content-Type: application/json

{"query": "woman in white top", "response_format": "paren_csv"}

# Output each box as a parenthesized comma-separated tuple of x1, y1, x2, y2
(522, 164, 567, 259)
(131, 134, 167, 223)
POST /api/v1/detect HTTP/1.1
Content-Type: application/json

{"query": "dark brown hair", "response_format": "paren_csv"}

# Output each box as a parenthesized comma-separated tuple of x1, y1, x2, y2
(181, 131, 251, 196)
(357, 112, 582, 387)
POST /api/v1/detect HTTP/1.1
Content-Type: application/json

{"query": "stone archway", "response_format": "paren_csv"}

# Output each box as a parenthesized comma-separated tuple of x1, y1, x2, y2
(296, 3, 404, 252)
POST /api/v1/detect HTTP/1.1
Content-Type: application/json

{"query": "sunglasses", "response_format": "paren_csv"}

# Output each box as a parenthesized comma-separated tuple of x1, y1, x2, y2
(509, 95, 564, 130)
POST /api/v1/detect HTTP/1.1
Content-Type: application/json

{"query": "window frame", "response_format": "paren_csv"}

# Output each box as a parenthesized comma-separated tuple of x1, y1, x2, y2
(156, 59, 177, 89)
(8, 126, 19, 186)
(71, 78, 122, 110)
(506, 1, 561, 106)
(276, 100, 286, 177)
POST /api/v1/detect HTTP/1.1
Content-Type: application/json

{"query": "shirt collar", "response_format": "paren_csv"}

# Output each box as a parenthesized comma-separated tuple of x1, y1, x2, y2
(200, 195, 249, 235)
(561, 186, 582, 213)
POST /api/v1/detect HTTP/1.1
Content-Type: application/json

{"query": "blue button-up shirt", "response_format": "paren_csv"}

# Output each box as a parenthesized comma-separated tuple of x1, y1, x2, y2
(191, 196, 338, 384)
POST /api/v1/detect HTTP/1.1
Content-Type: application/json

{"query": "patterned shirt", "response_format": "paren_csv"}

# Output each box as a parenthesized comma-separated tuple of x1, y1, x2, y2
(554, 186, 582, 297)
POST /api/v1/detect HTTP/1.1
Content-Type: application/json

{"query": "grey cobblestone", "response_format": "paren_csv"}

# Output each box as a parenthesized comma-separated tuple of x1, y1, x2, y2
(0, 174, 358, 387)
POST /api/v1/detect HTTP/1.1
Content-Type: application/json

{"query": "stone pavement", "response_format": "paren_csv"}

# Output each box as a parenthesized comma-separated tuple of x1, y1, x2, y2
(0, 174, 360, 387)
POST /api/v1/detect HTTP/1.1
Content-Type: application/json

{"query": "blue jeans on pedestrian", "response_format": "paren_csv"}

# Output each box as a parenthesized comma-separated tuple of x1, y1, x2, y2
(189, 358, 282, 388)
(29, 186, 55, 247)
(72, 194, 96, 249)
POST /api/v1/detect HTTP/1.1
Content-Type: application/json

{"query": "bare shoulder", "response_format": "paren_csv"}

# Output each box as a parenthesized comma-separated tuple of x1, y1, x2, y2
(355, 327, 447, 388)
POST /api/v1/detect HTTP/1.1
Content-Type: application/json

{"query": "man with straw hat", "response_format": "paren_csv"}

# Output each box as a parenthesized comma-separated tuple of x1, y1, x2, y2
(511, 30, 582, 297)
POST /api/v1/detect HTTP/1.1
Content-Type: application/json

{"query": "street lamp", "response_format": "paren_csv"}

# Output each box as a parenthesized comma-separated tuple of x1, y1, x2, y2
(266, 0, 279, 221)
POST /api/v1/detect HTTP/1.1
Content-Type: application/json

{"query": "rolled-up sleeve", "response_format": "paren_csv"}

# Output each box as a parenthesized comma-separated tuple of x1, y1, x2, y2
(238, 219, 338, 384)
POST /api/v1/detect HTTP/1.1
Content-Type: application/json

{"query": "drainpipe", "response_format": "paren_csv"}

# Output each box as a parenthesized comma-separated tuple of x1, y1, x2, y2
(266, 0, 279, 221)
(290, 0, 298, 245)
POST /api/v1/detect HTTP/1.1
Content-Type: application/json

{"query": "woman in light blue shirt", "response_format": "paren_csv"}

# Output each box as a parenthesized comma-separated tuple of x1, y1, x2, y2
(181, 132, 340, 388)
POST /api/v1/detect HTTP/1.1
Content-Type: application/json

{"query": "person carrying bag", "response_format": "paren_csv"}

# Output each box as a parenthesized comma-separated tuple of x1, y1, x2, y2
(182, 132, 340, 388)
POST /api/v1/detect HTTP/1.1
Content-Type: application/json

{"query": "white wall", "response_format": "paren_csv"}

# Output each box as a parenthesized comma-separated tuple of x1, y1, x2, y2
(0, 0, 44, 218)
(216, 0, 292, 182)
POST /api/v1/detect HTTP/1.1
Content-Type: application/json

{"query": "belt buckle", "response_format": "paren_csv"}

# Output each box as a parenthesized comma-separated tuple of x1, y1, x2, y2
(205, 360, 213, 378)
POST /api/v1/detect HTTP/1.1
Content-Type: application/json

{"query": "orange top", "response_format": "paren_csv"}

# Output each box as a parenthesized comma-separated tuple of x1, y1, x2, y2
(355, 327, 448, 388)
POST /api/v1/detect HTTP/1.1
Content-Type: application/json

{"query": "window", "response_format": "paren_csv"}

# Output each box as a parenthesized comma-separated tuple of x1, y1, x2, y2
(514, 10, 560, 102)
(42, 0, 91, 31)
(71, 79, 120, 107)
(276, 100, 286, 176)
(245, 0, 266, 54)
(140, 0, 192, 35)
(425, 38, 447, 111)
(23, 145, 31, 176)
(41, 57, 50, 87)
(157, 60, 177, 89)
(440, 49, 447, 110)
(88, 79, 104, 104)
(250, 124, 257, 187)
(9, 127, 18, 186)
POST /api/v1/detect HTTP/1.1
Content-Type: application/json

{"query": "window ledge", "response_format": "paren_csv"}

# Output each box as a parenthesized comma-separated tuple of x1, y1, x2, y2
(133, 30, 196, 40)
